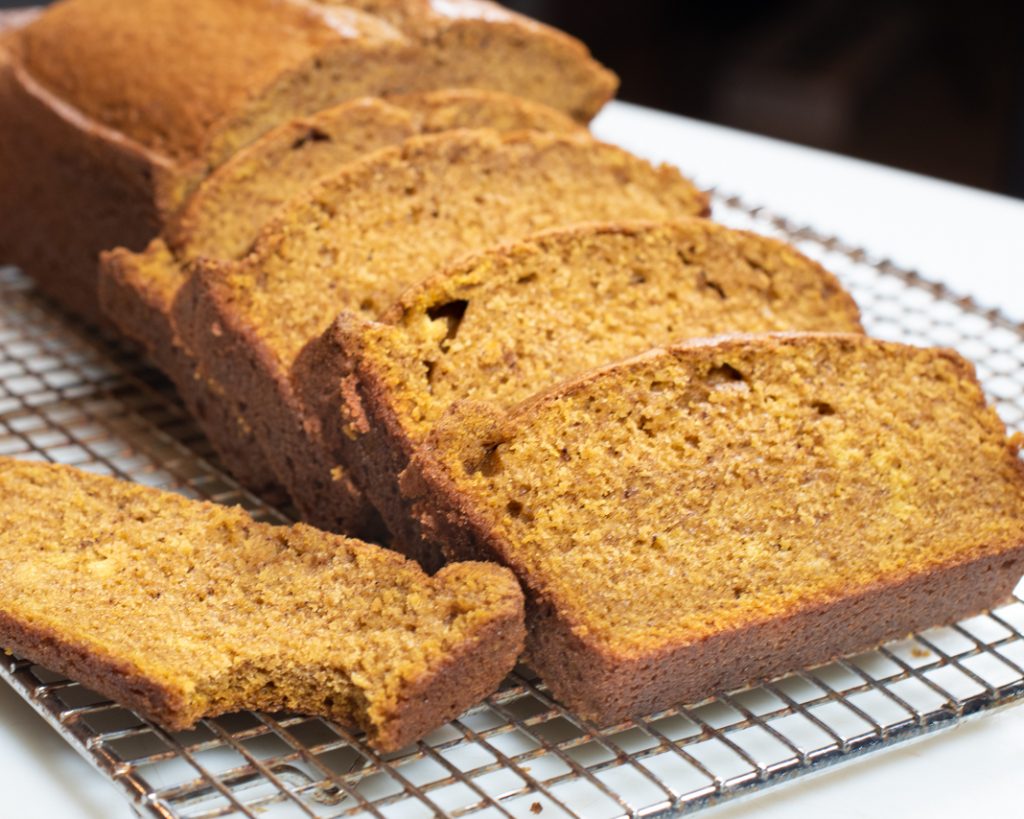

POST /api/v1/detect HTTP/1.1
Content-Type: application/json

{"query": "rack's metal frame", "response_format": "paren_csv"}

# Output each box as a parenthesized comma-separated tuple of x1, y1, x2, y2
(2, 194, 1023, 819)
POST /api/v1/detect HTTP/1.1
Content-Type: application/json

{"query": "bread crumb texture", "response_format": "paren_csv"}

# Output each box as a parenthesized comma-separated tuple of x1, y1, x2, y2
(429, 334, 1024, 657)
(0, 458, 523, 749)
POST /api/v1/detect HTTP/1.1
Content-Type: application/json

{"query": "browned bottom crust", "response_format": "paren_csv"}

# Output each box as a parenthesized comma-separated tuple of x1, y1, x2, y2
(0, 568, 526, 752)
(408, 457, 1024, 725)
(528, 547, 1024, 724)
(99, 247, 282, 493)
(0, 608, 188, 728)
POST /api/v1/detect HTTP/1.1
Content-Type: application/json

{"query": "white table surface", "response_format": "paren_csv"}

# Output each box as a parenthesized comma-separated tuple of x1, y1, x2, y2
(2, 100, 1024, 819)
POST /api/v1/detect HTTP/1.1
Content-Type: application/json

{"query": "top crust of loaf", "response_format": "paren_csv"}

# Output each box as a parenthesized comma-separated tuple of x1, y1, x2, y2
(13, 0, 616, 171)
(15, 0, 395, 161)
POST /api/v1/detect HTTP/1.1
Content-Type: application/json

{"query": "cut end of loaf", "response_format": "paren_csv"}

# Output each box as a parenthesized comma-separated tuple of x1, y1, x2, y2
(104, 89, 580, 511)
(173, 129, 707, 538)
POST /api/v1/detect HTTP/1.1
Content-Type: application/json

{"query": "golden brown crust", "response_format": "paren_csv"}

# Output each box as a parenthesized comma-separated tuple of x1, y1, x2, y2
(374, 562, 526, 749)
(177, 259, 386, 535)
(16, 0, 614, 163)
(0, 561, 525, 744)
(524, 546, 1024, 723)
(402, 334, 1024, 723)
(0, 53, 165, 322)
(296, 316, 442, 563)
(15, 0, 379, 161)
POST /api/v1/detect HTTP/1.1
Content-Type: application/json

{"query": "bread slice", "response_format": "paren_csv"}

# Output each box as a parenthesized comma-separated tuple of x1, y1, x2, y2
(99, 91, 579, 506)
(175, 129, 709, 534)
(295, 220, 864, 565)
(402, 334, 1024, 724)
(0, 458, 524, 751)
(1, 0, 615, 320)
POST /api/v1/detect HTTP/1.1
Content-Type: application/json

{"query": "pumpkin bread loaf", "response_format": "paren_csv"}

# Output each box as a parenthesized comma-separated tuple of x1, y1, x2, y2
(295, 220, 864, 564)
(403, 334, 1024, 723)
(99, 90, 579, 503)
(0, 0, 615, 320)
(0, 458, 524, 751)
(175, 129, 709, 533)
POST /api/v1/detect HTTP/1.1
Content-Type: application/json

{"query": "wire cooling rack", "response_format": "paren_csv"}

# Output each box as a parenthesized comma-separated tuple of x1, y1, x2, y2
(2, 195, 1024, 819)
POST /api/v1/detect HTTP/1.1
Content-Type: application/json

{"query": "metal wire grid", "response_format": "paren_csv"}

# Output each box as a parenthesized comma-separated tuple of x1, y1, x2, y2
(2, 195, 1024, 819)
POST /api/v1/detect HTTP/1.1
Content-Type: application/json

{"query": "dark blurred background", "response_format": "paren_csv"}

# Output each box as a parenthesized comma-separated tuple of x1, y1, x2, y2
(4, 0, 1022, 197)
(505, 0, 1024, 198)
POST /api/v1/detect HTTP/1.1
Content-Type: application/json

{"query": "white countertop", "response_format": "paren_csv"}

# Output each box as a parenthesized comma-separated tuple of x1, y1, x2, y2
(2, 100, 1023, 819)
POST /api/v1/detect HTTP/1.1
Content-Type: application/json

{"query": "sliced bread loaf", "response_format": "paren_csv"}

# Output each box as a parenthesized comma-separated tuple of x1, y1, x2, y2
(175, 129, 709, 533)
(1, 0, 615, 320)
(0, 457, 524, 751)
(99, 90, 578, 507)
(295, 220, 864, 565)
(403, 333, 1024, 723)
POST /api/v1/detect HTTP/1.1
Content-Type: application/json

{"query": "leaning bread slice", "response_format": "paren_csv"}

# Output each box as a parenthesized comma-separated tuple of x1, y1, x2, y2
(175, 129, 709, 533)
(0, 458, 524, 751)
(296, 220, 863, 565)
(403, 334, 1024, 724)
(99, 91, 579, 508)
